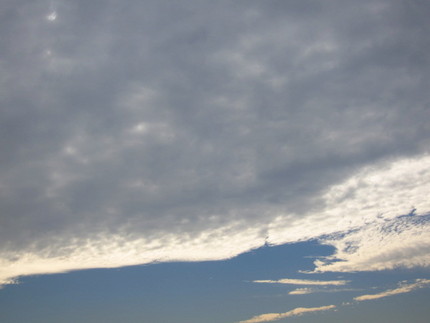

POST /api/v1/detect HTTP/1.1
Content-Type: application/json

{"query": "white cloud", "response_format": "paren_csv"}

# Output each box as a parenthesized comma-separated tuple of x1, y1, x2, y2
(313, 212, 430, 272)
(289, 288, 314, 295)
(288, 287, 360, 295)
(267, 155, 430, 245)
(0, 224, 266, 286)
(253, 278, 349, 286)
(354, 279, 430, 301)
(237, 305, 336, 323)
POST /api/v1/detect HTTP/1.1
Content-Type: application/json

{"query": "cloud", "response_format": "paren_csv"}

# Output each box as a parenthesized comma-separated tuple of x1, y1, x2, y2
(0, 278, 18, 289)
(354, 279, 430, 301)
(267, 155, 430, 245)
(289, 288, 314, 295)
(314, 213, 430, 272)
(1, 0, 430, 285)
(237, 305, 336, 323)
(253, 278, 349, 286)
(288, 287, 360, 295)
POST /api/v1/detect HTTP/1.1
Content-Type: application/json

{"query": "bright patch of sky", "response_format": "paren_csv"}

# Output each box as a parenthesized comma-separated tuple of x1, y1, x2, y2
(46, 11, 56, 21)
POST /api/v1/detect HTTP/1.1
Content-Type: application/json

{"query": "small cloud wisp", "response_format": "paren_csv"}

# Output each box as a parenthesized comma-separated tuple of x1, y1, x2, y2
(354, 279, 430, 301)
(237, 305, 336, 323)
(253, 278, 349, 286)
(288, 287, 360, 295)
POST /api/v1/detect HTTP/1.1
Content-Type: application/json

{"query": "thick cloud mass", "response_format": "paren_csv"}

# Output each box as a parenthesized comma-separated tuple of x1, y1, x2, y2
(1, 0, 430, 284)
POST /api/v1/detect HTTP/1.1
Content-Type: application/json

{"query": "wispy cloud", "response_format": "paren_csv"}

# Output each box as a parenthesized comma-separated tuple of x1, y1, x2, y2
(253, 278, 349, 286)
(288, 287, 360, 295)
(289, 288, 314, 295)
(237, 305, 336, 323)
(0, 278, 18, 289)
(354, 279, 430, 301)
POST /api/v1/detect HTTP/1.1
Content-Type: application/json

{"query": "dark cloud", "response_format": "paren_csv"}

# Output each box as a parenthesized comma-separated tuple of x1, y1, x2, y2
(0, 0, 429, 282)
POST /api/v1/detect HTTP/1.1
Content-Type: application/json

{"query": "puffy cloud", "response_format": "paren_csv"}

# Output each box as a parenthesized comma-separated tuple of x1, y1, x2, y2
(267, 155, 430, 245)
(237, 305, 336, 323)
(253, 278, 349, 286)
(314, 213, 430, 272)
(1, 0, 430, 285)
(354, 279, 430, 301)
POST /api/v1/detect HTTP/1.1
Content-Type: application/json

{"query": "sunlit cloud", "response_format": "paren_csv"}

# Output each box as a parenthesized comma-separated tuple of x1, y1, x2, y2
(314, 213, 430, 272)
(267, 155, 430, 246)
(354, 279, 430, 301)
(288, 287, 360, 295)
(237, 305, 336, 323)
(289, 288, 314, 295)
(253, 278, 349, 286)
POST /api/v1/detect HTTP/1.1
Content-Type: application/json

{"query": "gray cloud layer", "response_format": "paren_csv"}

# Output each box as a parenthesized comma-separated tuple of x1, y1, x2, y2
(1, 0, 430, 283)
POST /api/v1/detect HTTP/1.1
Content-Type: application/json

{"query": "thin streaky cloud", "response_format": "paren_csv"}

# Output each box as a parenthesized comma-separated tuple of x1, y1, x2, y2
(288, 287, 361, 295)
(289, 288, 314, 295)
(354, 279, 430, 301)
(237, 305, 336, 323)
(253, 278, 349, 286)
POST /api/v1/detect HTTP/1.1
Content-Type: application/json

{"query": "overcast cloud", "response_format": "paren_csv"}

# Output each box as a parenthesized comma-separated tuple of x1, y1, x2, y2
(1, 0, 430, 285)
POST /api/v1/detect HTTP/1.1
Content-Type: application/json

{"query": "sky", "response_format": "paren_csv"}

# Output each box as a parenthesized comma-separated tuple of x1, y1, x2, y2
(0, 0, 429, 322)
